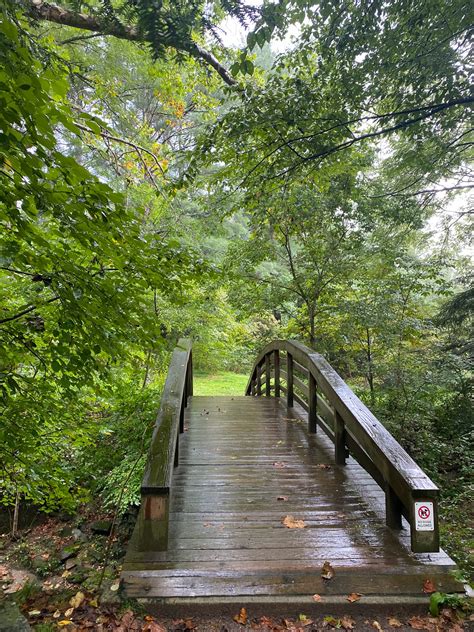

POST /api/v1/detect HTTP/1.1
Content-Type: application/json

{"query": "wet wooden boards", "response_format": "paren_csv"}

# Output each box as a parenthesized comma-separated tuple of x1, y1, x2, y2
(122, 396, 460, 602)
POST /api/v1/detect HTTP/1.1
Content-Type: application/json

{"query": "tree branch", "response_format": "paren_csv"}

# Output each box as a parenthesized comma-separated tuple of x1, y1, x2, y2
(0, 296, 60, 325)
(26, 0, 237, 86)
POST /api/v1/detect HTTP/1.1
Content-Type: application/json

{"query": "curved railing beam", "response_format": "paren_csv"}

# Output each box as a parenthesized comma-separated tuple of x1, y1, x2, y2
(246, 339, 439, 553)
(137, 338, 192, 551)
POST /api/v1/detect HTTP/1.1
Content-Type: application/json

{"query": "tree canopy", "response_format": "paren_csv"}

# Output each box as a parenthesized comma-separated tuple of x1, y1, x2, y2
(0, 0, 472, 579)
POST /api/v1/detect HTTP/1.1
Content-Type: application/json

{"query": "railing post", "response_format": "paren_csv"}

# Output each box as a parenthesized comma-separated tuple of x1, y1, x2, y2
(274, 350, 280, 397)
(334, 410, 346, 465)
(287, 353, 294, 407)
(385, 483, 403, 529)
(256, 363, 262, 396)
(265, 353, 271, 396)
(308, 371, 317, 433)
(410, 495, 439, 553)
(138, 494, 169, 551)
(186, 351, 193, 398)
(179, 398, 185, 433)
(174, 433, 179, 467)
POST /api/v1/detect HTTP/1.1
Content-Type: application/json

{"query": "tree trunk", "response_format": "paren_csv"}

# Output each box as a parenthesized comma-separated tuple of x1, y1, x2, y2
(12, 491, 20, 539)
(366, 328, 375, 405)
(309, 306, 316, 349)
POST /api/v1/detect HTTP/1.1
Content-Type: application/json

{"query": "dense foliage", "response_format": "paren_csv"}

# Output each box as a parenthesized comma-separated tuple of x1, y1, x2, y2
(0, 0, 472, 578)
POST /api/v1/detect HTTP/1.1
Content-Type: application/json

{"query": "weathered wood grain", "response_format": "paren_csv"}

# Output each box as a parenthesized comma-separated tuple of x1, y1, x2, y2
(123, 395, 459, 600)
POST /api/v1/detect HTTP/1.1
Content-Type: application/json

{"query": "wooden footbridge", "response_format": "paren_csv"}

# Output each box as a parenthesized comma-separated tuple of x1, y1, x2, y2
(123, 339, 461, 605)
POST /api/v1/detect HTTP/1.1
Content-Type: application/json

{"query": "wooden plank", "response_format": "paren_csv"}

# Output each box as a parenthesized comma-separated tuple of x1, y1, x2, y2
(124, 395, 458, 600)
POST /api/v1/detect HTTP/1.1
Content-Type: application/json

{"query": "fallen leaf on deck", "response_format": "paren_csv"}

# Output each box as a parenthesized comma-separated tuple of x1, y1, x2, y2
(387, 618, 403, 627)
(372, 621, 383, 631)
(312, 594, 322, 602)
(70, 591, 85, 608)
(234, 607, 248, 625)
(422, 579, 436, 593)
(347, 592, 362, 602)
(277, 496, 289, 501)
(321, 561, 335, 579)
(317, 464, 331, 469)
(273, 462, 287, 468)
(341, 616, 355, 630)
(282, 515, 306, 529)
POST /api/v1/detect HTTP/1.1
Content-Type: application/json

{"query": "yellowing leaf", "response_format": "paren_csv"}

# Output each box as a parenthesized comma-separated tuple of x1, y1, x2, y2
(69, 590, 85, 608)
(282, 515, 306, 529)
(58, 621, 73, 627)
(234, 607, 248, 625)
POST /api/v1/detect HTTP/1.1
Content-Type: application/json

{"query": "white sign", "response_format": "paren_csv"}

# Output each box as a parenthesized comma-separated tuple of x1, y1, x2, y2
(415, 501, 434, 531)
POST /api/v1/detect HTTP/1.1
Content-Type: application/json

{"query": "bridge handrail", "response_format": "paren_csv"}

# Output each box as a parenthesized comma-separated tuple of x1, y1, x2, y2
(246, 339, 439, 553)
(137, 338, 193, 551)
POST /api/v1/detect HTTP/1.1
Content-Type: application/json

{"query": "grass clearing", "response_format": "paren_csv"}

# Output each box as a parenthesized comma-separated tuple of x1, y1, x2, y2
(193, 371, 248, 396)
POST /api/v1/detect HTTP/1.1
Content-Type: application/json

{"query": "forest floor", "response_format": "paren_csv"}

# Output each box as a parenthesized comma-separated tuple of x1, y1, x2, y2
(0, 511, 473, 631)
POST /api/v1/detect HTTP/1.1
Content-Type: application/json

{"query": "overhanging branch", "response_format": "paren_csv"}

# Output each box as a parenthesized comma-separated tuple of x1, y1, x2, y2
(26, 0, 237, 86)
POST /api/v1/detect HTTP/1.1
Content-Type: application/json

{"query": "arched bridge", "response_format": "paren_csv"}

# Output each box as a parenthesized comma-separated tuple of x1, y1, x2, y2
(122, 339, 461, 605)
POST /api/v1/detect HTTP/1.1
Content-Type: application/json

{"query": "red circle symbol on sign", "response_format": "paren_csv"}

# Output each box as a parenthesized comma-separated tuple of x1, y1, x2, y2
(418, 505, 431, 520)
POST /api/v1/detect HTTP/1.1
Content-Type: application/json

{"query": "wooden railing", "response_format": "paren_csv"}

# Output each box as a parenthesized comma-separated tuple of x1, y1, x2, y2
(137, 338, 193, 551)
(246, 340, 439, 553)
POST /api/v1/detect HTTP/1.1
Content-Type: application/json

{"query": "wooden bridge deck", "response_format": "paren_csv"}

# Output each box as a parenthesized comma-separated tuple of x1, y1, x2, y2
(123, 396, 459, 602)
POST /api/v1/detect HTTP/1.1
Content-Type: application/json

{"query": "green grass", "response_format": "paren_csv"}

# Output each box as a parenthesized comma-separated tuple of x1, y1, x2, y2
(193, 371, 248, 396)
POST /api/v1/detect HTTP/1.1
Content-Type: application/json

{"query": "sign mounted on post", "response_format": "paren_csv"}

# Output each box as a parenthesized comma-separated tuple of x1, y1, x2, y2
(415, 501, 435, 531)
